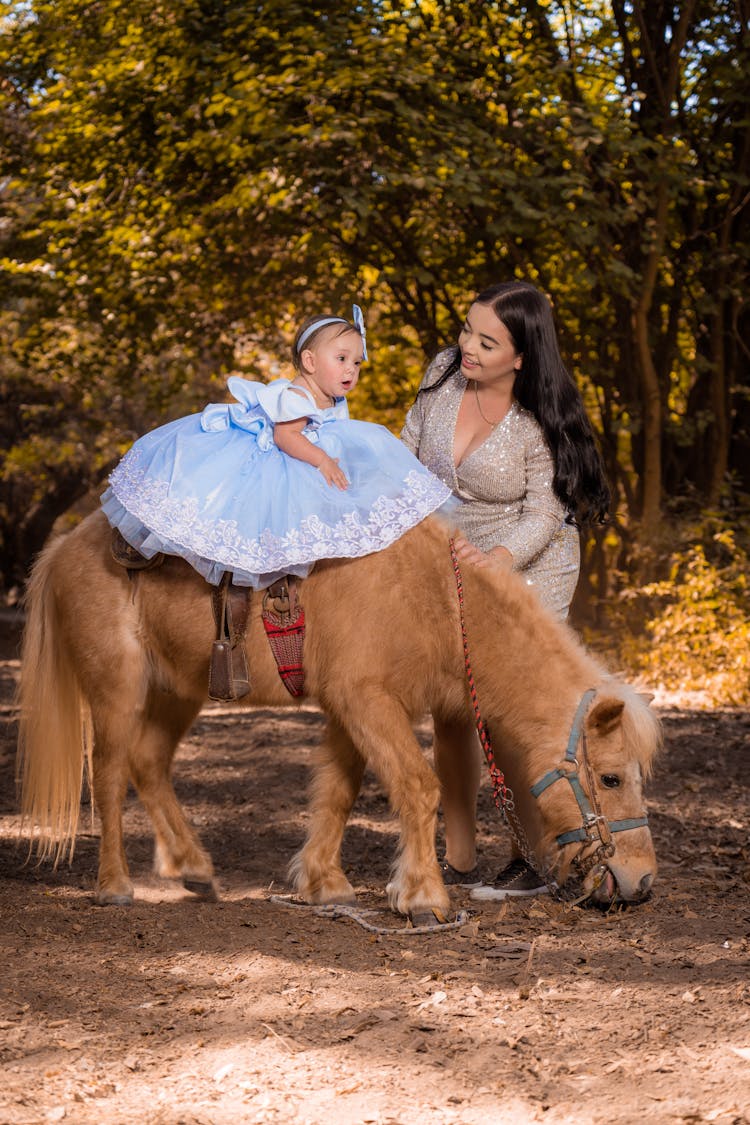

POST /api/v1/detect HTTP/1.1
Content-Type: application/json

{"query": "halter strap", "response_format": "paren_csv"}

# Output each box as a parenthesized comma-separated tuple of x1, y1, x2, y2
(530, 687, 597, 799)
(530, 687, 649, 851)
(556, 817, 649, 846)
(564, 688, 597, 762)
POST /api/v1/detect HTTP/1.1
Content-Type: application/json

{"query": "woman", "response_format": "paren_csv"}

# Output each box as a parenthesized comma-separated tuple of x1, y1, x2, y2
(401, 280, 610, 899)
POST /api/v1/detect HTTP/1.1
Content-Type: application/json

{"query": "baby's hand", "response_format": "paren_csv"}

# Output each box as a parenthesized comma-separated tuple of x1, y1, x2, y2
(317, 454, 349, 490)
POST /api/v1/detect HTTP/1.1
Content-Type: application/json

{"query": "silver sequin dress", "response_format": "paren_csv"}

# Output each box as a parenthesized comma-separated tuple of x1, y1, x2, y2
(401, 349, 580, 619)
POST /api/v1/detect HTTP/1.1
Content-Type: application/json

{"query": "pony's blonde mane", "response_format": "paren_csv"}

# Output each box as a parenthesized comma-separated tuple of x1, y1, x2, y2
(601, 679, 662, 777)
(453, 549, 661, 782)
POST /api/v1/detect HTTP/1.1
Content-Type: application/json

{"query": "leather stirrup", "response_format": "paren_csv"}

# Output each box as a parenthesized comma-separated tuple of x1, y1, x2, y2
(208, 573, 251, 701)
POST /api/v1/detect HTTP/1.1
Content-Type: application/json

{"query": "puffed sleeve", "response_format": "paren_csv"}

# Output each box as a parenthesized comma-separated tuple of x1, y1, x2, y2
(256, 380, 323, 424)
(501, 426, 569, 568)
(200, 377, 323, 451)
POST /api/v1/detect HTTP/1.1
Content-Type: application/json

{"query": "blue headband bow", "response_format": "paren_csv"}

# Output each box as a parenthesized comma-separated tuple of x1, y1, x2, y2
(352, 304, 368, 361)
(296, 305, 367, 361)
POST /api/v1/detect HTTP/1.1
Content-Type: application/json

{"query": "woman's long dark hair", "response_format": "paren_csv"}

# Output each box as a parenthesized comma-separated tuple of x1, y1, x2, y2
(419, 281, 610, 525)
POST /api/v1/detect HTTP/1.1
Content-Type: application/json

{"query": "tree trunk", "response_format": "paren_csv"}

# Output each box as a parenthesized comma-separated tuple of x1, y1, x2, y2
(632, 182, 669, 538)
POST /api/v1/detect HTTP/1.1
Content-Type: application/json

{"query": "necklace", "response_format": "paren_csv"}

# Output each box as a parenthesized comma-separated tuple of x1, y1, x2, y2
(299, 374, 334, 410)
(473, 381, 506, 427)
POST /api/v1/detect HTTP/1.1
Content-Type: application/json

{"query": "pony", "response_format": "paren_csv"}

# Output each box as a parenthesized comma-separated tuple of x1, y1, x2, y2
(16, 511, 661, 917)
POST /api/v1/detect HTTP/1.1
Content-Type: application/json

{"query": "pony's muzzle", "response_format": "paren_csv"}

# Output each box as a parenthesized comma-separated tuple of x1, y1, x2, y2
(586, 864, 655, 907)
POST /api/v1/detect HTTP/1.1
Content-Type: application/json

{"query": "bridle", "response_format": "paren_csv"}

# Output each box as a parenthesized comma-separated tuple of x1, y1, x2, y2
(529, 687, 649, 893)
(449, 539, 649, 902)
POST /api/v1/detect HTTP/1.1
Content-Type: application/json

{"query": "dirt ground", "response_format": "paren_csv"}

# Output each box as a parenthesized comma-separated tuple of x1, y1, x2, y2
(0, 612, 749, 1125)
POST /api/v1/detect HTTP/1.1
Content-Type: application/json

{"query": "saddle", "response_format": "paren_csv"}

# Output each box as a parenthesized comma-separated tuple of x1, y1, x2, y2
(110, 529, 305, 701)
(111, 528, 164, 571)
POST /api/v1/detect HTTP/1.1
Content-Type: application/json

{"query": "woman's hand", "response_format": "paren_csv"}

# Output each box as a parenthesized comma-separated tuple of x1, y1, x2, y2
(317, 454, 349, 490)
(453, 535, 513, 572)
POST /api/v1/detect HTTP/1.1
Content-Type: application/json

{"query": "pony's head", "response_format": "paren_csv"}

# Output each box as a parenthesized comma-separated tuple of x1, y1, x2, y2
(524, 683, 661, 906)
(455, 548, 661, 908)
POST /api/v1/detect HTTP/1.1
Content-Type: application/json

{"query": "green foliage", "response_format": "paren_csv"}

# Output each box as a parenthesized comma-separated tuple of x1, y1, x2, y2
(615, 515, 750, 706)
(0, 0, 748, 600)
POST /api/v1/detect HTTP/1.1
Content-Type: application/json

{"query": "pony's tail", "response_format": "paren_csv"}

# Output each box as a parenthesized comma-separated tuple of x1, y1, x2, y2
(16, 537, 92, 865)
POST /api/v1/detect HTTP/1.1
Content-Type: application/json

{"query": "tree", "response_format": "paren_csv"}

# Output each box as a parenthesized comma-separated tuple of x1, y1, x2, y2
(1, 0, 747, 593)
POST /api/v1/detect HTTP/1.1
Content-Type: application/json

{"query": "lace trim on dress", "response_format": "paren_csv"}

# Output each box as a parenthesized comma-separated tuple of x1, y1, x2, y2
(107, 460, 451, 571)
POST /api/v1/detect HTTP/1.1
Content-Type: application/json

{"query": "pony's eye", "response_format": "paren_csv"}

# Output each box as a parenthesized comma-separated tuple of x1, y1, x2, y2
(601, 774, 621, 788)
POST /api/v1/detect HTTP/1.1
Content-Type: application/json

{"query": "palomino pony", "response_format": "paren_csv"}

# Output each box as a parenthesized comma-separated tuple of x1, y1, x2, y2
(17, 511, 660, 917)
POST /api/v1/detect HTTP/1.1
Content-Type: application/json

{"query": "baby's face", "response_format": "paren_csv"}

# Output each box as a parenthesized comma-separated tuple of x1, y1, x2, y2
(305, 327, 364, 398)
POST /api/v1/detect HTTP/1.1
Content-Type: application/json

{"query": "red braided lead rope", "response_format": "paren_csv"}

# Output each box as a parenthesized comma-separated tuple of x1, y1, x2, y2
(449, 537, 515, 820)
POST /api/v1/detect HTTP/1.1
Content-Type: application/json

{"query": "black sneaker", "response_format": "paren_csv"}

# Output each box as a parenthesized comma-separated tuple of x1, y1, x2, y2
(440, 859, 484, 889)
(470, 858, 549, 901)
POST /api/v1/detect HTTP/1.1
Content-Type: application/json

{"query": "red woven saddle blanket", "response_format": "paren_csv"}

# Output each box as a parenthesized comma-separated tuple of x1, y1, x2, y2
(260, 579, 305, 699)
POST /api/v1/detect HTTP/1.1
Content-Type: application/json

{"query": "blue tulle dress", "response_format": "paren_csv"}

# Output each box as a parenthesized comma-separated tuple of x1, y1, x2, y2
(101, 376, 454, 587)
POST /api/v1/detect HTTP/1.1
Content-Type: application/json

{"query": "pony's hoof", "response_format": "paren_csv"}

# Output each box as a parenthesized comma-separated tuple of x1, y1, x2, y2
(408, 908, 450, 929)
(95, 890, 134, 907)
(297, 875, 357, 905)
(314, 885, 357, 905)
(182, 877, 219, 901)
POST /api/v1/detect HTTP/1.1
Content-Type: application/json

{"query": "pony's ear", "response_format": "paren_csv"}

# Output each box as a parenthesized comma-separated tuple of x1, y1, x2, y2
(638, 692, 655, 705)
(587, 697, 625, 735)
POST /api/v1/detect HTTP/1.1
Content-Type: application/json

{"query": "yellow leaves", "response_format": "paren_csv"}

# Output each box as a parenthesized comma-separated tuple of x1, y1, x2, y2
(0, 256, 55, 276)
(204, 94, 242, 120)
(618, 520, 750, 706)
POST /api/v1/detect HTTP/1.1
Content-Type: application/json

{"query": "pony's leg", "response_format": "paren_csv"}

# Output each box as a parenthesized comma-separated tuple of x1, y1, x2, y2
(90, 706, 141, 906)
(290, 719, 365, 904)
(433, 716, 482, 873)
(344, 696, 449, 917)
(128, 688, 216, 899)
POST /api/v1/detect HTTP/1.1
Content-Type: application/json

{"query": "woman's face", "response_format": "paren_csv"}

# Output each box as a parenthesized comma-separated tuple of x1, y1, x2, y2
(458, 302, 522, 385)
